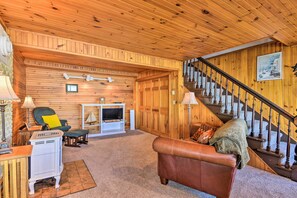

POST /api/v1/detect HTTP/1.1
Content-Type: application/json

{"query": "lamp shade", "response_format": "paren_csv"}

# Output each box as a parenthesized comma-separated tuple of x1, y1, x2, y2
(21, 96, 36, 109)
(0, 75, 20, 101)
(181, 92, 198, 105)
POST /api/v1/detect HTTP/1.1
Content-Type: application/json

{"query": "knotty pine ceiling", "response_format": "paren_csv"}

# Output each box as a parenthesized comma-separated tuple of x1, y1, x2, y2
(1, 0, 297, 61)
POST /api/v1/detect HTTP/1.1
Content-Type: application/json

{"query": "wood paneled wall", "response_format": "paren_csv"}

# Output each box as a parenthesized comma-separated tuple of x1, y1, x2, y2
(247, 147, 276, 174)
(26, 66, 136, 130)
(9, 28, 181, 71)
(183, 88, 223, 139)
(12, 57, 26, 145)
(207, 42, 297, 139)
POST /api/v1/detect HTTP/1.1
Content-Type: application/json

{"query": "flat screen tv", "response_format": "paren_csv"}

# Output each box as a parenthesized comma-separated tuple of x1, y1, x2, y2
(102, 108, 123, 121)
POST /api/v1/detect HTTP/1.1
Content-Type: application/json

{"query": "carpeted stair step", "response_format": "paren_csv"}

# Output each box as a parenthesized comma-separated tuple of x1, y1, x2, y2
(209, 94, 232, 105)
(196, 78, 216, 92)
(247, 120, 268, 132)
(257, 130, 281, 149)
(238, 110, 253, 121)
(246, 120, 271, 149)
(221, 102, 244, 114)
(278, 141, 296, 166)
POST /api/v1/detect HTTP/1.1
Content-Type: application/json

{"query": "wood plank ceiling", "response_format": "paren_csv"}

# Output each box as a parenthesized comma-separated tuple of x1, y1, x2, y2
(1, 0, 297, 61)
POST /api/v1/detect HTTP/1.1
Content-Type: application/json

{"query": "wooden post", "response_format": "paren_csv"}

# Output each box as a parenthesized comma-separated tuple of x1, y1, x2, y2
(285, 121, 291, 169)
(177, 68, 185, 139)
(196, 61, 200, 89)
(267, 107, 272, 151)
(259, 102, 263, 139)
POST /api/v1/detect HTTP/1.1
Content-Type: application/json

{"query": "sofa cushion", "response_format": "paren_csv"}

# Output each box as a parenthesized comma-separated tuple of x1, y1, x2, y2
(42, 114, 62, 129)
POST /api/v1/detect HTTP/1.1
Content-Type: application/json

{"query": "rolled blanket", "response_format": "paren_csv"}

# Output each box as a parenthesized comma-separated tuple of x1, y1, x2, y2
(209, 118, 250, 169)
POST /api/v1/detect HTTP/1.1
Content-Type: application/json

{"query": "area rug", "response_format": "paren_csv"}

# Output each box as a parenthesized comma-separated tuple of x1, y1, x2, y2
(29, 160, 96, 198)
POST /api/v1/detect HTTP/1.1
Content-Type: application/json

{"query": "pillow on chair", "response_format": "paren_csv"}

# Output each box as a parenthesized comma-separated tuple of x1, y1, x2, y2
(197, 129, 215, 144)
(191, 128, 203, 141)
(42, 114, 62, 129)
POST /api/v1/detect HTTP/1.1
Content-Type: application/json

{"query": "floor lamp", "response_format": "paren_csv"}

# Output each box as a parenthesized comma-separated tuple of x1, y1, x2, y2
(0, 74, 20, 154)
(181, 92, 198, 139)
(21, 96, 36, 128)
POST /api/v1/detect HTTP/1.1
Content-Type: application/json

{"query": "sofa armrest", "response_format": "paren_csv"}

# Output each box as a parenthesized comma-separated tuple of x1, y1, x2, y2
(152, 137, 237, 168)
(60, 119, 68, 126)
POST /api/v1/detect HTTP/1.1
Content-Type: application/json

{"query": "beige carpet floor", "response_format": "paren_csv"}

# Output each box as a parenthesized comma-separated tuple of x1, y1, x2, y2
(63, 130, 297, 198)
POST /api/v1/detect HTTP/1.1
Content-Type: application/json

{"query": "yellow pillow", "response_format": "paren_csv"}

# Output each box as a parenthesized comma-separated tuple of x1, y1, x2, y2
(42, 114, 62, 129)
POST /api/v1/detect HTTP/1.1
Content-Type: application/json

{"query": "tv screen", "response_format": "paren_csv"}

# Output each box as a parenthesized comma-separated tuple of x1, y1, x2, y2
(102, 108, 123, 121)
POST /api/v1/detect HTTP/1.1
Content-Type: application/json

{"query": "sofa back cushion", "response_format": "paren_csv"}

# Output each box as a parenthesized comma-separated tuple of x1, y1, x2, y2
(33, 107, 56, 125)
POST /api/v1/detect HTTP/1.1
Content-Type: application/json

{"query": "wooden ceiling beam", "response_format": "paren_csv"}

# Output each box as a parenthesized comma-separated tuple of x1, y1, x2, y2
(24, 59, 139, 77)
(9, 28, 182, 71)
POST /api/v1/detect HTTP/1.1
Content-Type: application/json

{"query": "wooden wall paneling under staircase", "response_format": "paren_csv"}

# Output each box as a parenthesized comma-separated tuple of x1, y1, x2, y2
(183, 88, 223, 139)
(12, 56, 26, 145)
(247, 147, 276, 174)
(25, 66, 136, 131)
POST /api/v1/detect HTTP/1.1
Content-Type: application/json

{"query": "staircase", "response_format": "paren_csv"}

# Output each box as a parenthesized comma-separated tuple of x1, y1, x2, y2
(183, 57, 297, 181)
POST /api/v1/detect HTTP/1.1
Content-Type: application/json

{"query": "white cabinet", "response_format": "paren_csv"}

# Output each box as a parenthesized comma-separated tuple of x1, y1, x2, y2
(29, 130, 63, 194)
(81, 103, 126, 137)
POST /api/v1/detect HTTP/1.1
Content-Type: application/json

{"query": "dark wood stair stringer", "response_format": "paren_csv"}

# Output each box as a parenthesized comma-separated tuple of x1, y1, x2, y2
(183, 57, 297, 181)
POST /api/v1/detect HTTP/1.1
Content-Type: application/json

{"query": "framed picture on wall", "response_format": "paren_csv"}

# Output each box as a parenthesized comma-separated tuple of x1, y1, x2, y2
(66, 84, 78, 93)
(257, 52, 282, 81)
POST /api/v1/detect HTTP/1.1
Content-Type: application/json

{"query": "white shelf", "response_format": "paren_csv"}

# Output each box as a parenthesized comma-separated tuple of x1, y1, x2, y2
(81, 103, 125, 136)
(84, 123, 100, 128)
(88, 130, 125, 137)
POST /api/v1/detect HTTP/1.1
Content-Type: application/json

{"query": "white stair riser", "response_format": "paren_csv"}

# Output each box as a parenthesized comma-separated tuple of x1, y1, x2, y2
(279, 142, 296, 166)
(247, 120, 268, 131)
(238, 111, 253, 121)
(221, 103, 244, 113)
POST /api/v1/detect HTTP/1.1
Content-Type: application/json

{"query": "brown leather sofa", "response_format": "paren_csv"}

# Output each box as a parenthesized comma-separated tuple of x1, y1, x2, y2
(152, 137, 238, 198)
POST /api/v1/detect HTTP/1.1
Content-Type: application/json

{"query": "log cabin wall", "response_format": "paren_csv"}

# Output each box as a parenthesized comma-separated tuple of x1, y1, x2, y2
(25, 66, 136, 131)
(206, 42, 297, 139)
(12, 56, 26, 144)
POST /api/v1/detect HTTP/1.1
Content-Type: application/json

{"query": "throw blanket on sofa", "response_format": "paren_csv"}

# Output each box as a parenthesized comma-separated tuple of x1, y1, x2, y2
(209, 119, 250, 169)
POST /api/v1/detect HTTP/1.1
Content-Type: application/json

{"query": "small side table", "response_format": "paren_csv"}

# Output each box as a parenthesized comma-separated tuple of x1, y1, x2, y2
(17, 125, 42, 146)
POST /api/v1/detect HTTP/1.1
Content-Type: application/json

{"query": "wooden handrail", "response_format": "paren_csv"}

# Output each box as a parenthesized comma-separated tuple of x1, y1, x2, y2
(197, 57, 296, 126)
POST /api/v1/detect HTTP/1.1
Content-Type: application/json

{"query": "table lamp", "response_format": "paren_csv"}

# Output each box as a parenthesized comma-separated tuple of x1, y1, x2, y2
(0, 73, 20, 154)
(181, 92, 198, 139)
(21, 96, 36, 128)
